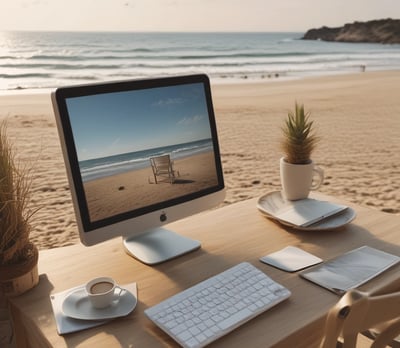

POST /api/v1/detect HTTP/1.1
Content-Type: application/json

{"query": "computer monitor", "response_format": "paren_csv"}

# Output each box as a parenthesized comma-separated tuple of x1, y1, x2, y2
(51, 74, 225, 265)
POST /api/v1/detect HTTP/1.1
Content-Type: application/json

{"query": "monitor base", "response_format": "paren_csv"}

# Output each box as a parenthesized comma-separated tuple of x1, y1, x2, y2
(123, 228, 201, 265)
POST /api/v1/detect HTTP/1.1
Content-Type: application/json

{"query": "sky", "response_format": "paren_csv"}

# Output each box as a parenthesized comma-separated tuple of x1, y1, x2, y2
(65, 82, 211, 161)
(0, 0, 399, 32)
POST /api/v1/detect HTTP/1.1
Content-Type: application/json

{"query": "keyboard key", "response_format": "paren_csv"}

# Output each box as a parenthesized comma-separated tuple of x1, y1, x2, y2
(217, 307, 253, 330)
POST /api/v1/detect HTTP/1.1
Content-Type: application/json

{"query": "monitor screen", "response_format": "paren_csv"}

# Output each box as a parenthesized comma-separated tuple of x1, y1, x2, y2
(52, 74, 225, 264)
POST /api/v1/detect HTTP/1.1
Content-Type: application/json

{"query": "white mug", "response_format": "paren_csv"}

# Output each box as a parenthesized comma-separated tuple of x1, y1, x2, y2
(280, 157, 324, 201)
(85, 277, 125, 309)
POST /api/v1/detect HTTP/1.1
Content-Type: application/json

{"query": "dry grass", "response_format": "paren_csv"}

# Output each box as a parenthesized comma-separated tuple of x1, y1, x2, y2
(0, 121, 37, 264)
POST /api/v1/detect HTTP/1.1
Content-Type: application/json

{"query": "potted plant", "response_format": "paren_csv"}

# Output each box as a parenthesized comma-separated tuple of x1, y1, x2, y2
(0, 121, 39, 297)
(280, 102, 324, 200)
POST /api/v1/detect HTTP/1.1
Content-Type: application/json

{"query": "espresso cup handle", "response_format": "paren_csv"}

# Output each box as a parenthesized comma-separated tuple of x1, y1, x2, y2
(311, 166, 324, 190)
(112, 286, 126, 301)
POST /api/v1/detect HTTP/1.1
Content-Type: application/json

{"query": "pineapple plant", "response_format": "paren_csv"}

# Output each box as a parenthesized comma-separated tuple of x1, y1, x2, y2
(281, 102, 319, 164)
(279, 102, 323, 200)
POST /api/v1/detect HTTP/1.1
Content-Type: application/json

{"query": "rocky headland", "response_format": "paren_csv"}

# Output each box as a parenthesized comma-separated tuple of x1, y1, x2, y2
(302, 18, 400, 44)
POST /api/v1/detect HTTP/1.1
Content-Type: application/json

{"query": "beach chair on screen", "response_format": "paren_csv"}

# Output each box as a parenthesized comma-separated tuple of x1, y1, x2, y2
(319, 281, 400, 348)
(150, 154, 177, 184)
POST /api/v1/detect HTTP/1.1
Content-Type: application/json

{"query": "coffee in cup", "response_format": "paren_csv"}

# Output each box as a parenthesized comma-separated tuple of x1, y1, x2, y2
(90, 281, 114, 294)
(85, 277, 124, 309)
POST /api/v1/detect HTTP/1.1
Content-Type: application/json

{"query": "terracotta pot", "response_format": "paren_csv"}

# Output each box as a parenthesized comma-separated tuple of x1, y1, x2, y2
(0, 244, 39, 297)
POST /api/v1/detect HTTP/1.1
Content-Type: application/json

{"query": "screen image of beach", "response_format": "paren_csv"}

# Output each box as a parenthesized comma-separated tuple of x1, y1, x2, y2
(65, 82, 219, 223)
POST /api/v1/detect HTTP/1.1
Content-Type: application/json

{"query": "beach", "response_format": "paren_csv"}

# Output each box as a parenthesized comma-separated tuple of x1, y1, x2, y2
(0, 71, 399, 250)
(83, 152, 219, 222)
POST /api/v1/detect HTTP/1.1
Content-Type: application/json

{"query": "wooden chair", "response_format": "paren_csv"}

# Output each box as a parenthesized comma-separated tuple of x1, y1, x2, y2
(319, 285, 400, 348)
(149, 154, 177, 184)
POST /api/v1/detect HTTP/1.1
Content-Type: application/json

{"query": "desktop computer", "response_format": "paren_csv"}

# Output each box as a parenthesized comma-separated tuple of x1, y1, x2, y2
(52, 74, 225, 264)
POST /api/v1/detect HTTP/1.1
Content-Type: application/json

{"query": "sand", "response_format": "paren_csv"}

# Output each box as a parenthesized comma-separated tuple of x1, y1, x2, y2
(84, 152, 219, 222)
(0, 71, 399, 250)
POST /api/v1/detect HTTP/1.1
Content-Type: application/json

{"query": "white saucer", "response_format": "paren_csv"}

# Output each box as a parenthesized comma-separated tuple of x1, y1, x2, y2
(62, 288, 137, 321)
(257, 191, 356, 231)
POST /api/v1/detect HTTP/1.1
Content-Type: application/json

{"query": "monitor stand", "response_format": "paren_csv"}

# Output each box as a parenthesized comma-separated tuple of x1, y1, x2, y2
(123, 228, 201, 265)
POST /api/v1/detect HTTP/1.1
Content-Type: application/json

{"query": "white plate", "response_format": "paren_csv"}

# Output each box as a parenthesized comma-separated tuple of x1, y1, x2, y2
(62, 288, 137, 321)
(257, 191, 356, 231)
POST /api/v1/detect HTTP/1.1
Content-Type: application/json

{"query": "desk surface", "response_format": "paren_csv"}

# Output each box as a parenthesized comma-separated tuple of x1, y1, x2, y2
(8, 194, 400, 348)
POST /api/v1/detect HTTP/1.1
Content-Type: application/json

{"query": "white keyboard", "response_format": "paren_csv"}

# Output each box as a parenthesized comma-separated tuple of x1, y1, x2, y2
(145, 262, 291, 348)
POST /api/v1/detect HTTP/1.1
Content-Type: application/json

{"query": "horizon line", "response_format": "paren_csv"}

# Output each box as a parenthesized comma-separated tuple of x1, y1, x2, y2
(0, 29, 306, 34)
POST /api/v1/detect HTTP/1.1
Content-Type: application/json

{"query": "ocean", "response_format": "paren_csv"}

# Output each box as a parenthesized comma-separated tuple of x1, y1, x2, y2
(1, 31, 400, 91)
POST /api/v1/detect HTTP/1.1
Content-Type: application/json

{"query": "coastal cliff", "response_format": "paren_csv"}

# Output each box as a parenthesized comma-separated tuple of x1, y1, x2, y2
(302, 18, 400, 44)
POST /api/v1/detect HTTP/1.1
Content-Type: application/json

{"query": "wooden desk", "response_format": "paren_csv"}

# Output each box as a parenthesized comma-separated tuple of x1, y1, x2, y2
(7, 195, 400, 347)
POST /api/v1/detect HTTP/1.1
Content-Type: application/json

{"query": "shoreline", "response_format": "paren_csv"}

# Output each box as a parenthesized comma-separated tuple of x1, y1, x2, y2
(0, 68, 395, 96)
(0, 70, 399, 250)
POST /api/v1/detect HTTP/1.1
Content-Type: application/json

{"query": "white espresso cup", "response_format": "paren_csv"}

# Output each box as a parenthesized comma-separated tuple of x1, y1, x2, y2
(85, 277, 125, 309)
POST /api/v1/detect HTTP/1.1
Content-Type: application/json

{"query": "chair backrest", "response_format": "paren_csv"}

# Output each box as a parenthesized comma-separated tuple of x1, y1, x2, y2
(149, 154, 175, 184)
(320, 286, 400, 348)
(150, 154, 172, 171)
